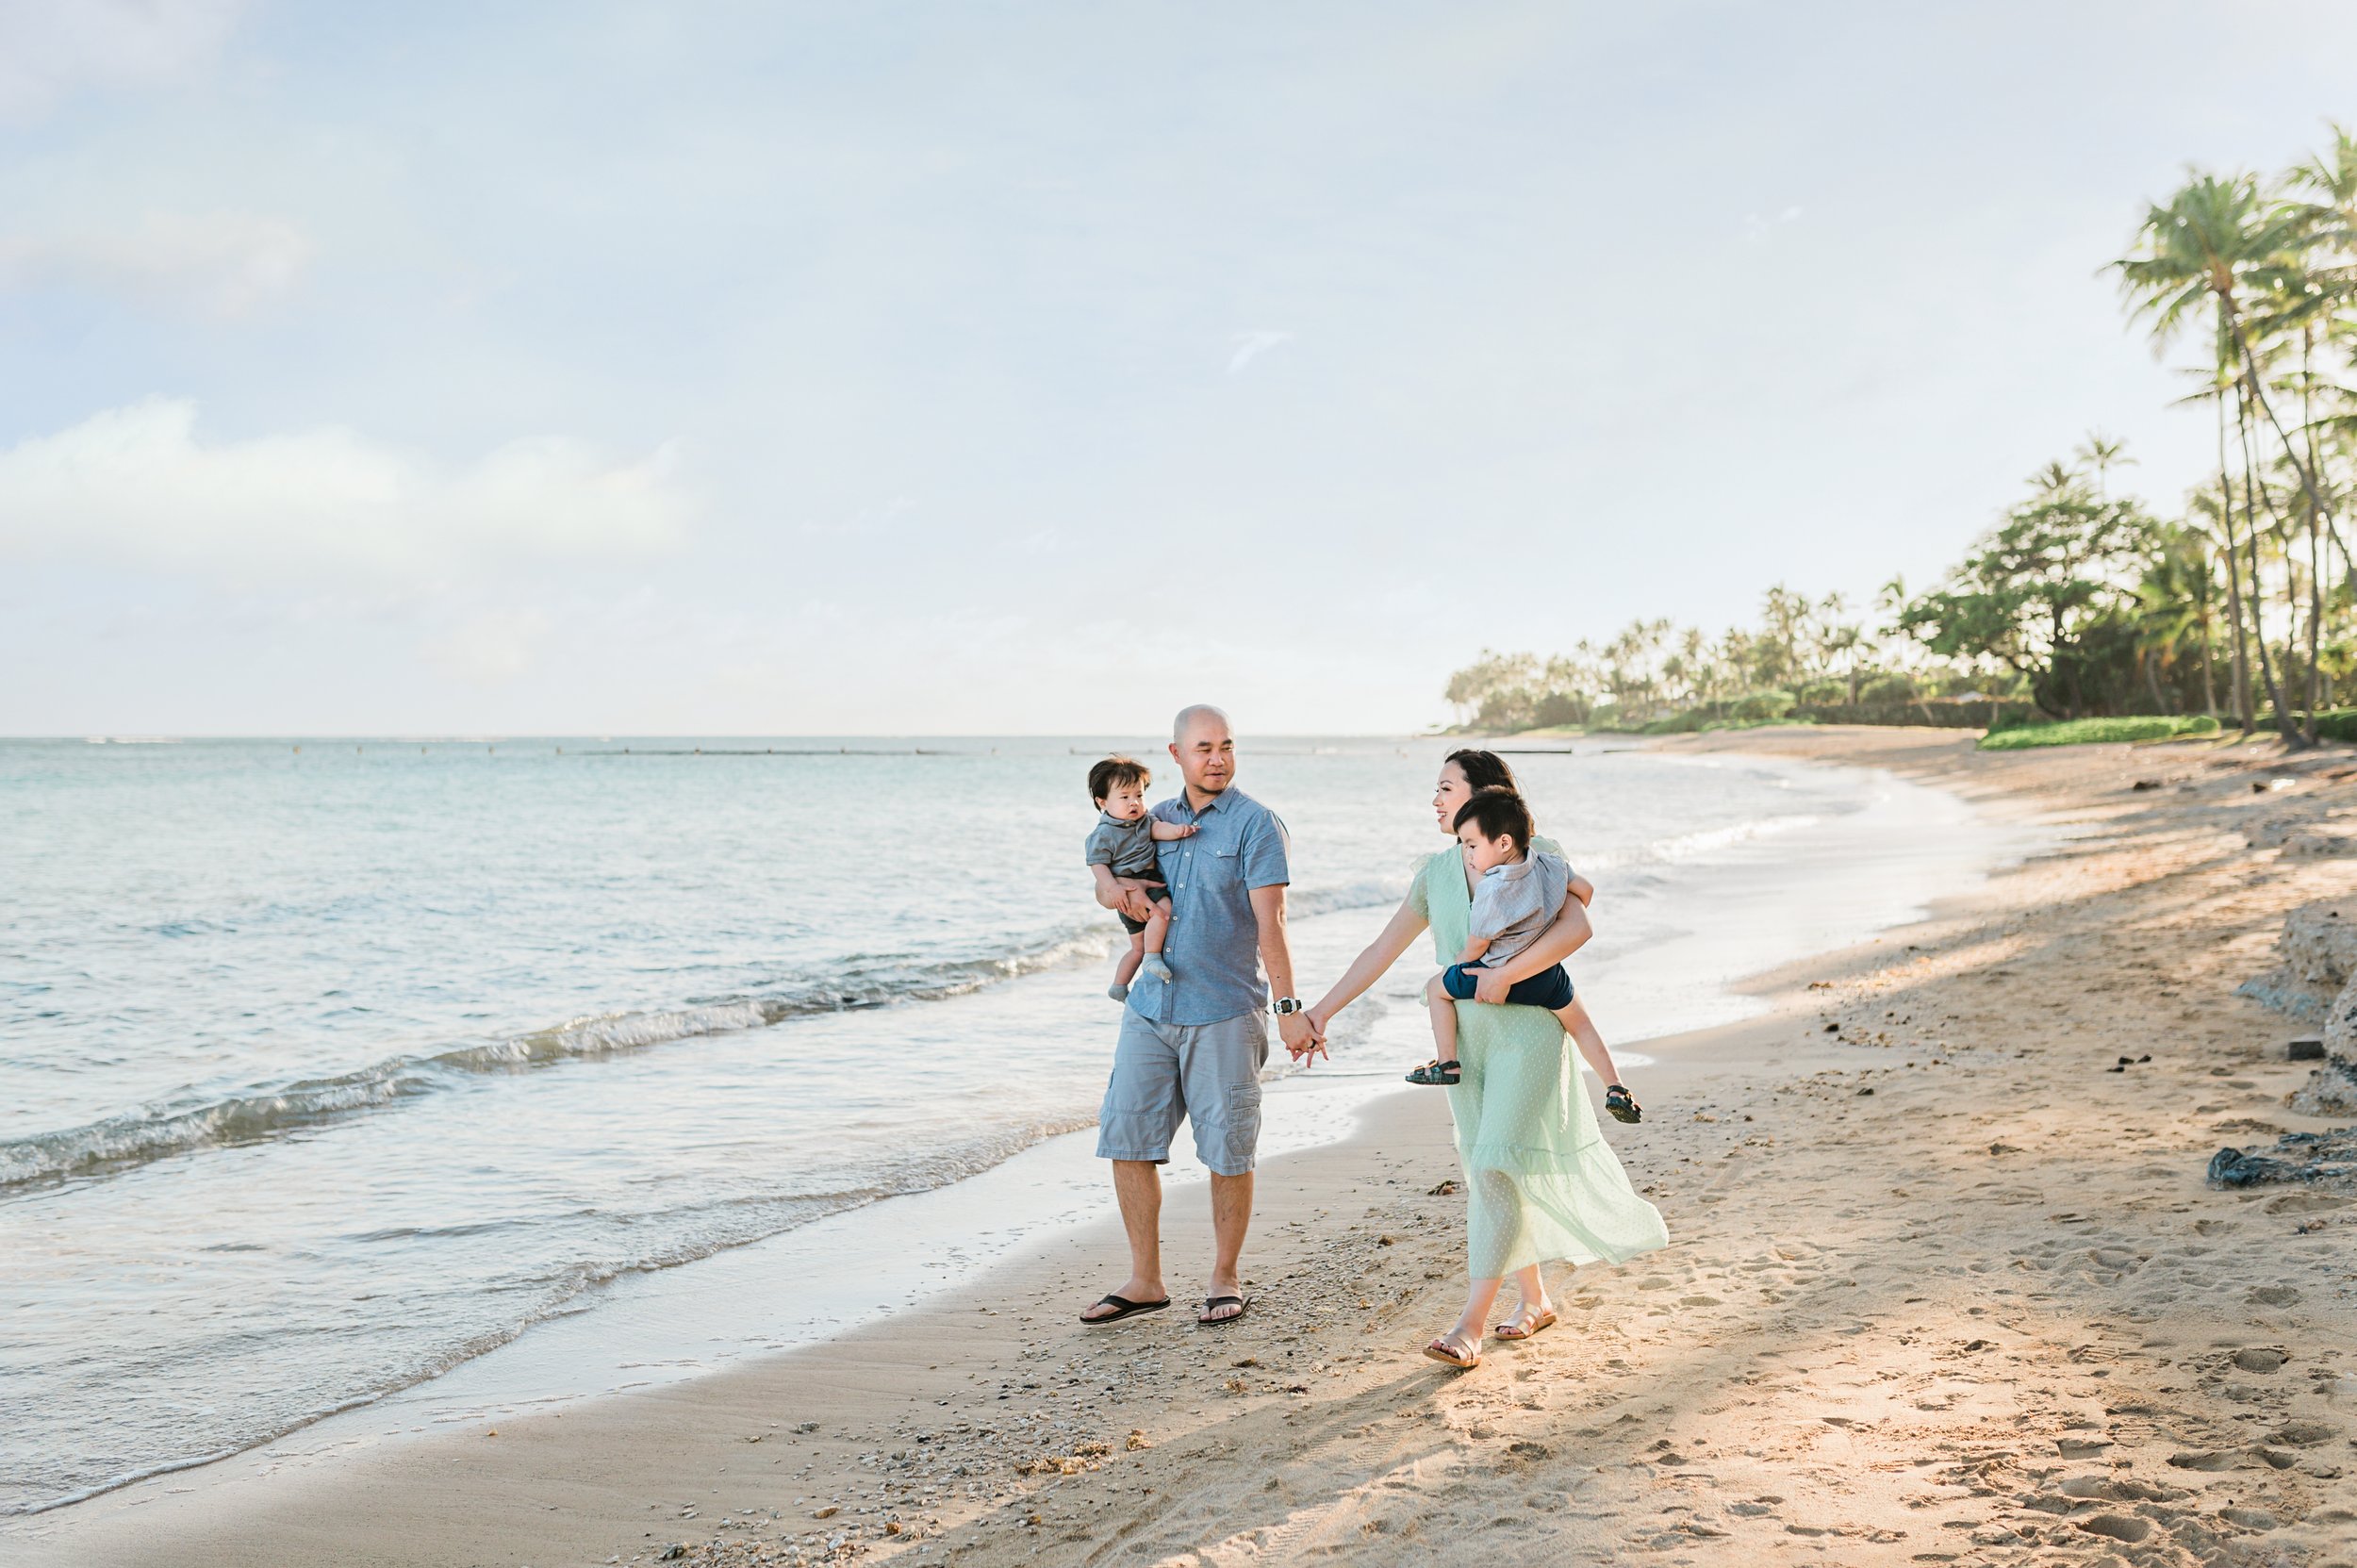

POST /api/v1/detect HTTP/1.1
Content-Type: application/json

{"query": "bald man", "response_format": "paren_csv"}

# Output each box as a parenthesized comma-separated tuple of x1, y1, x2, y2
(1081, 705, 1318, 1328)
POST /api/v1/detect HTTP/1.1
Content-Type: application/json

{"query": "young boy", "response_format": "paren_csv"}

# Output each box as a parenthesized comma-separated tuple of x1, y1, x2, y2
(1412, 786, 1642, 1124)
(1084, 756, 1196, 1001)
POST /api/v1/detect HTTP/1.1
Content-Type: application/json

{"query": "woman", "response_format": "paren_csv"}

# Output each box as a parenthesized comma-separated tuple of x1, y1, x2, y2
(1305, 750, 1668, 1368)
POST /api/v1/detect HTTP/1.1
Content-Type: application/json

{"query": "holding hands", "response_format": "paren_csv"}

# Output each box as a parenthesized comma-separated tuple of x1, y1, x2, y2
(1279, 1006, 1327, 1065)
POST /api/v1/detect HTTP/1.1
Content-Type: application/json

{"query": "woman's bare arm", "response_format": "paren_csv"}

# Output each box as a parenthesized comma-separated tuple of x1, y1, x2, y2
(1306, 892, 1430, 1033)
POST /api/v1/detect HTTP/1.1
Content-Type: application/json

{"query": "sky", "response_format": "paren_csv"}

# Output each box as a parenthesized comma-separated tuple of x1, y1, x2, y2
(4, 1, 2355, 736)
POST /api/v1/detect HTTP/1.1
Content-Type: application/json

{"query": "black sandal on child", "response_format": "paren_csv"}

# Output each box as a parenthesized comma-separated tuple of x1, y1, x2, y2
(1604, 1084, 1641, 1124)
(1405, 1059, 1460, 1086)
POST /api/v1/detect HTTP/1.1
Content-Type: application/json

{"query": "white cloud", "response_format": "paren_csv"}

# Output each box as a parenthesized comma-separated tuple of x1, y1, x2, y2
(0, 399, 691, 580)
(0, 210, 313, 316)
(0, 0, 248, 119)
(1226, 330, 1294, 375)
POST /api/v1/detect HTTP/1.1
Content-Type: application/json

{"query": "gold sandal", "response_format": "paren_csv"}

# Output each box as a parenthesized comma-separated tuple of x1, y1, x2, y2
(1423, 1333, 1480, 1369)
(1492, 1308, 1557, 1341)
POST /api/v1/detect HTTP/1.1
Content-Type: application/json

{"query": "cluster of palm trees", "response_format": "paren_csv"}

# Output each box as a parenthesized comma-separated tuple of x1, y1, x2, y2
(1446, 124, 2357, 742)
(2114, 125, 2357, 743)
(1442, 589, 1906, 732)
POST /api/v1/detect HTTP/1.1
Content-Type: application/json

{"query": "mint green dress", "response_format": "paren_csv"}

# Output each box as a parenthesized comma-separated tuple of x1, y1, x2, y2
(1412, 841, 1670, 1279)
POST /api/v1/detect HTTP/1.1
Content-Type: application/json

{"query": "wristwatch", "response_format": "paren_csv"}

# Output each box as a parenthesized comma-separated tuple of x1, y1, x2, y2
(1270, 997, 1305, 1015)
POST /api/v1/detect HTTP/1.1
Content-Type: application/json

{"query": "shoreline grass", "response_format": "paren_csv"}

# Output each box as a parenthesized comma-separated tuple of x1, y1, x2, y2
(1977, 715, 2221, 751)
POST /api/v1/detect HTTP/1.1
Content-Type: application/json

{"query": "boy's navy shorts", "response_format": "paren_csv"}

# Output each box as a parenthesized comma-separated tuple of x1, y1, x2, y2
(1442, 961, 1573, 1011)
(1117, 882, 1172, 935)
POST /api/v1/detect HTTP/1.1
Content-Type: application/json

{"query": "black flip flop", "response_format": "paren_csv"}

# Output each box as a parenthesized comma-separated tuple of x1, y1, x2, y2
(1405, 1059, 1460, 1086)
(1197, 1295, 1250, 1327)
(1081, 1294, 1170, 1325)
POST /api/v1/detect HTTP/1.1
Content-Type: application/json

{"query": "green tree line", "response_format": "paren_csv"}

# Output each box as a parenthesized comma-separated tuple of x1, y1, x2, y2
(1448, 125, 2357, 743)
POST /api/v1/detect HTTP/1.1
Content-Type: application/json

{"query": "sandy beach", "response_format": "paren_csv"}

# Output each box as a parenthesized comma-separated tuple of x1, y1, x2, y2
(16, 727, 2357, 1568)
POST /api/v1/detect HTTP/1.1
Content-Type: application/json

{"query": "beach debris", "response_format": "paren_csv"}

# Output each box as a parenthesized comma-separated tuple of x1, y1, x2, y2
(812, 1506, 839, 1519)
(2207, 1128, 2357, 1189)
(1125, 1429, 1151, 1451)
(2290, 1035, 2327, 1062)
(1426, 1179, 1459, 1196)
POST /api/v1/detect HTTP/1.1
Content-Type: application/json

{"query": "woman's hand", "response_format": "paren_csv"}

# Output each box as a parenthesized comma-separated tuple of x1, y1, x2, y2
(1303, 1003, 1334, 1047)
(1472, 969, 1514, 1005)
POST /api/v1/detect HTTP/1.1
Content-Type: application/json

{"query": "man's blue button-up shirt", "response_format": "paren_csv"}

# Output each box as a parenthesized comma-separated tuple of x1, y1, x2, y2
(1125, 784, 1291, 1027)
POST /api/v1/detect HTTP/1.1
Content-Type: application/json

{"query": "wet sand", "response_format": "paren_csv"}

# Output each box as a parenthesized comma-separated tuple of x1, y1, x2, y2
(15, 726, 2357, 1568)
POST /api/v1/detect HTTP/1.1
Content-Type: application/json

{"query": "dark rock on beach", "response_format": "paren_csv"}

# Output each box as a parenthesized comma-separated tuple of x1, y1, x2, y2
(2207, 1128, 2357, 1189)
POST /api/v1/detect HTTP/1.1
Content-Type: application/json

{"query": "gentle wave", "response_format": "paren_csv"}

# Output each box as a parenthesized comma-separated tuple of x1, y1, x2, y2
(0, 931, 1115, 1191)
(0, 883, 1412, 1195)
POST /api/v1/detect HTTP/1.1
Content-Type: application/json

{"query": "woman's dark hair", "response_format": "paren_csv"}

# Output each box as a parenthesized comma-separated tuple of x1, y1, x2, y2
(1452, 786, 1532, 852)
(1088, 755, 1151, 802)
(1443, 748, 1520, 795)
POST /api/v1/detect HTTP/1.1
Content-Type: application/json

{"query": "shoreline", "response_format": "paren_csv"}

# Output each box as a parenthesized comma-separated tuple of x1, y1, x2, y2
(3, 738, 1981, 1527)
(18, 726, 2357, 1566)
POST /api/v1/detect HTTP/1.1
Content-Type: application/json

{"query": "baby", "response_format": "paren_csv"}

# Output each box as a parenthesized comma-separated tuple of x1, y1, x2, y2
(1083, 756, 1196, 1001)
(1412, 786, 1642, 1123)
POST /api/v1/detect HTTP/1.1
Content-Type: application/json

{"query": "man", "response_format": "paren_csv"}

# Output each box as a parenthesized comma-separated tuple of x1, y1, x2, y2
(1080, 704, 1318, 1328)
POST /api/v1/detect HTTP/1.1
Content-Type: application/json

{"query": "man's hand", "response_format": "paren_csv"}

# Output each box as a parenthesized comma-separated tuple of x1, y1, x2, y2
(1472, 968, 1513, 1005)
(1119, 886, 1153, 922)
(1278, 1009, 1323, 1063)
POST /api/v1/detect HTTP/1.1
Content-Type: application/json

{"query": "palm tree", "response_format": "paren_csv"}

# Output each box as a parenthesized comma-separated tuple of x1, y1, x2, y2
(2118, 171, 2342, 583)
(2073, 432, 2137, 503)
(2234, 383, 2298, 732)
(2118, 180, 2311, 739)
(2285, 124, 2357, 733)
(2026, 460, 2081, 500)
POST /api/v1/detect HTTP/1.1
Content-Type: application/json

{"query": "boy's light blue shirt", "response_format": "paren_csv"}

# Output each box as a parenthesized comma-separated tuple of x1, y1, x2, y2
(1124, 785, 1290, 1027)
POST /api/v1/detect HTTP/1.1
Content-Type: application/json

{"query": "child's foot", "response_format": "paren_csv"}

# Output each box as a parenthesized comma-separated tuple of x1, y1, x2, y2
(1140, 954, 1174, 984)
(1604, 1083, 1641, 1123)
(1108, 982, 1129, 1002)
(1405, 1059, 1460, 1086)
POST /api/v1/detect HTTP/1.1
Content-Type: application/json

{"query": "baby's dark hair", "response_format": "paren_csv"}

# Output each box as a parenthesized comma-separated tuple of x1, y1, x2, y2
(1452, 786, 1532, 852)
(1088, 755, 1151, 803)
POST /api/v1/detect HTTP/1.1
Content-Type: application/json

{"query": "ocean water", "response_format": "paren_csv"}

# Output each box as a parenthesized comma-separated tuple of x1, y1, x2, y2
(0, 735, 2007, 1514)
